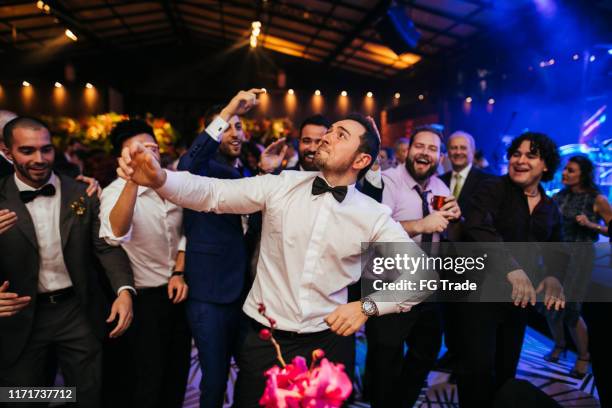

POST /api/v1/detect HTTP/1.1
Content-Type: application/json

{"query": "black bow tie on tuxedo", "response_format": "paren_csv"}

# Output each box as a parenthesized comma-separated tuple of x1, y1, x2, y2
(311, 176, 348, 203)
(20, 184, 56, 203)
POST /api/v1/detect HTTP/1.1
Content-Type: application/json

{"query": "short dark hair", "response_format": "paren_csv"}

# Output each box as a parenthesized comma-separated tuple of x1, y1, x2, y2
(203, 104, 225, 127)
(3, 116, 50, 149)
(110, 119, 154, 156)
(299, 115, 331, 136)
(408, 125, 444, 147)
(345, 113, 380, 180)
(506, 131, 560, 182)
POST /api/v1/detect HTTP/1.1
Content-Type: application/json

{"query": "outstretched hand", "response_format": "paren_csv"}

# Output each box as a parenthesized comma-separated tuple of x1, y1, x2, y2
(259, 138, 288, 174)
(117, 142, 166, 189)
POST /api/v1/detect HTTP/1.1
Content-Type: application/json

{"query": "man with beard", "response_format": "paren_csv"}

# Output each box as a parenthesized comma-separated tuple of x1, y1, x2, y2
(117, 89, 434, 408)
(0, 117, 134, 407)
(174, 103, 256, 408)
(287, 115, 330, 171)
(365, 125, 461, 407)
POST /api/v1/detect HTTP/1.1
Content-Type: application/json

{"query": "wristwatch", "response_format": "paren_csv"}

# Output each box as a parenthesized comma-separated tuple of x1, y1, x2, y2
(360, 297, 379, 317)
(171, 271, 184, 277)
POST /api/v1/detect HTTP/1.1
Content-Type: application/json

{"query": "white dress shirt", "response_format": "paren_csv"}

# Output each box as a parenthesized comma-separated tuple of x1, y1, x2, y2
(449, 163, 472, 197)
(99, 178, 185, 289)
(157, 168, 422, 333)
(14, 173, 73, 293)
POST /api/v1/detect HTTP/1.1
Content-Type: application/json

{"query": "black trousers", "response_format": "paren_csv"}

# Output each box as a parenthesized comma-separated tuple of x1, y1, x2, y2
(102, 285, 192, 408)
(233, 319, 355, 408)
(440, 302, 461, 366)
(454, 302, 528, 408)
(365, 304, 442, 408)
(0, 296, 102, 408)
(582, 302, 612, 408)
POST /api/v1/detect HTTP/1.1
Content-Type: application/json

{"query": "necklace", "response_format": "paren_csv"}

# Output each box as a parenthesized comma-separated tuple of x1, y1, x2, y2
(524, 190, 539, 198)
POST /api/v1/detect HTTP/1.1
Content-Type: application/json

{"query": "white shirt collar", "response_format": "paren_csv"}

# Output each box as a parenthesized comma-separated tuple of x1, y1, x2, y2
(452, 163, 472, 179)
(14, 172, 59, 192)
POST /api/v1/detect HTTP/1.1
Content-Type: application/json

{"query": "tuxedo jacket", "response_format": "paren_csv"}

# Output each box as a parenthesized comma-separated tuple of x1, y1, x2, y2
(440, 167, 494, 216)
(0, 155, 12, 179)
(0, 174, 134, 368)
(177, 132, 252, 304)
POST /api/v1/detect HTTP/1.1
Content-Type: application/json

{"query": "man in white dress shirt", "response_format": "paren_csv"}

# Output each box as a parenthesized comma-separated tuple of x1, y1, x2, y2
(117, 89, 432, 407)
(99, 119, 191, 408)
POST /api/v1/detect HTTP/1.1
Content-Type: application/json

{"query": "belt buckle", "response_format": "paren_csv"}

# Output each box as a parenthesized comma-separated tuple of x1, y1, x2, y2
(49, 294, 58, 304)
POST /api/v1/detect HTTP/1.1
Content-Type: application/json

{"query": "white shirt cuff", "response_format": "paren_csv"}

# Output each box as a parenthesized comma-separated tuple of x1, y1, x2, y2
(375, 301, 415, 315)
(100, 222, 133, 247)
(206, 116, 229, 142)
(365, 168, 382, 189)
(156, 170, 181, 198)
(117, 286, 136, 296)
(178, 236, 186, 252)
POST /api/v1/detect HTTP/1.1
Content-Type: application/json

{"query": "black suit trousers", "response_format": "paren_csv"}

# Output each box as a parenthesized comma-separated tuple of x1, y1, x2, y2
(454, 302, 528, 408)
(102, 285, 191, 408)
(0, 296, 102, 408)
(365, 304, 442, 408)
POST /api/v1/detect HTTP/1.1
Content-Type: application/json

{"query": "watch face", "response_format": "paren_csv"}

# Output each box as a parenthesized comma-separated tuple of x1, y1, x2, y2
(363, 301, 376, 315)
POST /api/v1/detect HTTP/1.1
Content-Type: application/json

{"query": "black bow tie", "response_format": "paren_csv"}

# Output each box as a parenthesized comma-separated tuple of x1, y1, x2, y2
(311, 176, 348, 203)
(20, 184, 56, 203)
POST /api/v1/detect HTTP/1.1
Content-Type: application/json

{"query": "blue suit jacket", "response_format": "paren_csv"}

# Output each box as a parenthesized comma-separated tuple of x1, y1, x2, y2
(177, 132, 250, 304)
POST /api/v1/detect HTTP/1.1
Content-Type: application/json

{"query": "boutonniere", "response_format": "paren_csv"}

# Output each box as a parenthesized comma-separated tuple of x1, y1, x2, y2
(70, 196, 87, 216)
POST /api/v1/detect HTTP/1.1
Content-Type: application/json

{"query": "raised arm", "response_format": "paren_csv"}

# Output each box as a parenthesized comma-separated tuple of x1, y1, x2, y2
(179, 88, 265, 174)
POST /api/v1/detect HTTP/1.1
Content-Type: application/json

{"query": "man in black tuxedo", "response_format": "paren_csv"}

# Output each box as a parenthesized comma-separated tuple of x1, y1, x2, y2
(0, 117, 135, 408)
(0, 110, 17, 178)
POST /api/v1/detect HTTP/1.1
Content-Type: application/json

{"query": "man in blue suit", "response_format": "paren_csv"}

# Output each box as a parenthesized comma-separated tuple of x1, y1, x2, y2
(177, 100, 255, 408)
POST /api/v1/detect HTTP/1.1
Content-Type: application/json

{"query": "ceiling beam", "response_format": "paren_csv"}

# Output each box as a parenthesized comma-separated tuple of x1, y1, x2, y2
(322, 0, 391, 67)
(0, 16, 170, 37)
(0, 18, 45, 48)
(160, 0, 187, 44)
(415, 4, 484, 56)
(46, 0, 114, 51)
(302, 0, 339, 57)
(71, 1, 151, 13)
(401, 0, 486, 30)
